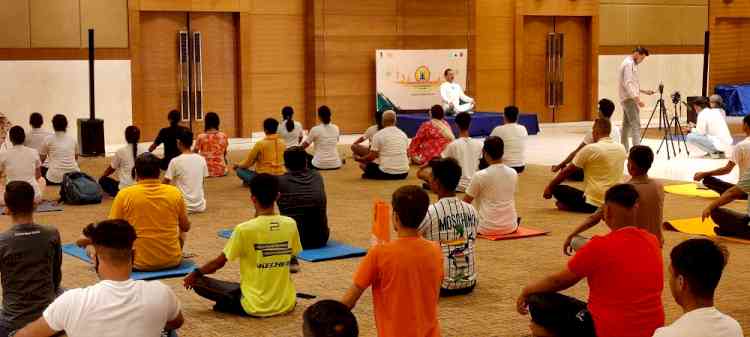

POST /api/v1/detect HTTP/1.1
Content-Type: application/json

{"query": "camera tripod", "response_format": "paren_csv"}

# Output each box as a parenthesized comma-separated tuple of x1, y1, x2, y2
(655, 100, 690, 160)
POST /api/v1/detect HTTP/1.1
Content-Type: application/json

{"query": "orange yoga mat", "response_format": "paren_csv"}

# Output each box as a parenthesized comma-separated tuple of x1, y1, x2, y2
(478, 227, 549, 241)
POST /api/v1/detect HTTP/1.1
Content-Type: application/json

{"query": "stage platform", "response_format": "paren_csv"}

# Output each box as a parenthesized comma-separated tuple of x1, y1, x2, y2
(396, 112, 540, 138)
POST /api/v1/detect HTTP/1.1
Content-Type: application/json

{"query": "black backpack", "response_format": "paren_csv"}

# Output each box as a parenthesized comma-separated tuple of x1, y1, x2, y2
(59, 172, 103, 205)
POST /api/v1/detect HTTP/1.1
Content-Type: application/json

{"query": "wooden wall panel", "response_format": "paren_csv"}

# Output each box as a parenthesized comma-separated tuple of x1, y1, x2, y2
(708, 0, 750, 93)
(322, 0, 398, 16)
(474, 0, 514, 113)
(30, 0, 81, 47)
(0, 0, 31, 48)
(249, 0, 304, 14)
(520, 0, 598, 16)
(601, 0, 707, 46)
(80, 0, 129, 48)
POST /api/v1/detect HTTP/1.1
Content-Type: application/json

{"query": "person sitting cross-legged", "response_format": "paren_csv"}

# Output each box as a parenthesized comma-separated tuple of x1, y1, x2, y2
(303, 300, 359, 337)
(164, 129, 209, 213)
(0, 126, 45, 204)
(544, 118, 627, 214)
(464, 136, 519, 235)
(79, 153, 191, 271)
(99, 126, 147, 197)
(517, 184, 664, 337)
(15, 219, 184, 337)
(357, 110, 410, 180)
(342, 186, 443, 337)
(702, 170, 750, 239)
(419, 158, 479, 296)
(693, 115, 750, 196)
(685, 96, 732, 159)
(408, 105, 455, 166)
(39, 114, 79, 185)
(183, 173, 302, 317)
(418, 112, 482, 192)
(563, 145, 664, 253)
(490, 105, 528, 173)
(652, 238, 742, 337)
(234, 118, 286, 186)
(0, 181, 61, 337)
(278, 146, 330, 249)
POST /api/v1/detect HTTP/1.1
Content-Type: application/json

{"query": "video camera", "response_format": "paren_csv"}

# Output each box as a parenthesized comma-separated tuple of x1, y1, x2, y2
(671, 91, 681, 105)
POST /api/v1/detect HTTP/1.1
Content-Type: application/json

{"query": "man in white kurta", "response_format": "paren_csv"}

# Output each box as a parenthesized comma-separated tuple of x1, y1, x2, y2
(440, 68, 475, 115)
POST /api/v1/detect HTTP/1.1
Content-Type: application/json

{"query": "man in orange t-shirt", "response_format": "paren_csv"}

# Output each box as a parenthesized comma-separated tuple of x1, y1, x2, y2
(342, 185, 443, 337)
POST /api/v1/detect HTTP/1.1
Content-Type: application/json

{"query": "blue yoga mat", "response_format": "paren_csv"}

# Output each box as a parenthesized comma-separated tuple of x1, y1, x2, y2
(62, 244, 196, 280)
(217, 230, 367, 262)
(0, 201, 63, 214)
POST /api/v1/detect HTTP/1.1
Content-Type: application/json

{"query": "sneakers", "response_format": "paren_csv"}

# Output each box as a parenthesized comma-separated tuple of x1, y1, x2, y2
(710, 152, 726, 159)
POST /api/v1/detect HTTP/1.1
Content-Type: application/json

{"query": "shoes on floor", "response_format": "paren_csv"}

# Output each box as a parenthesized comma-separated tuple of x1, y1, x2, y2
(711, 152, 726, 159)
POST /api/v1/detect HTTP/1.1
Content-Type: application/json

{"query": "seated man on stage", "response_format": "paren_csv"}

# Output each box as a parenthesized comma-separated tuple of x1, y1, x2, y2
(358, 110, 410, 180)
(552, 99, 620, 181)
(544, 118, 627, 214)
(702, 170, 750, 239)
(686, 97, 732, 159)
(694, 115, 750, 196)
(440, 68, 474, 115)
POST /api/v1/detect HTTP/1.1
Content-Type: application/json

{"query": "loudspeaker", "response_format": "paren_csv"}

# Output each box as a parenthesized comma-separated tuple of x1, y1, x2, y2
(78, 118, 105, 156)
(686, 96, 701, 124)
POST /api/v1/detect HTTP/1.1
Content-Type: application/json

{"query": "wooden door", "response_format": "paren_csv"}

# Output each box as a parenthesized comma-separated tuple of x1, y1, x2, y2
(521, 16, 555, 123)
(555, 17, 590, 122)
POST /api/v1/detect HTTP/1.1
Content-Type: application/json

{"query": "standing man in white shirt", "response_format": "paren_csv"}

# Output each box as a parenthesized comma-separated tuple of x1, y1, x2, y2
(164, 129, 209, 213)
(15, 219, 184, 337)
(440, 68, 475, 115)
(686, 97, 733, 159)
(619, 47, 654, 150)
(653, 238, 742, 337)
(694, 115, 750, 195)
(491, 106, 528, 173)
(357, 110, 409, 180)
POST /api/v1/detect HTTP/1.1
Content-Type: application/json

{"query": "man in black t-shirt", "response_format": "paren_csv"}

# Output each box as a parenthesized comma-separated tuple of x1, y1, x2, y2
(0, 181, 62, 337)
(149, 110, 189, 170)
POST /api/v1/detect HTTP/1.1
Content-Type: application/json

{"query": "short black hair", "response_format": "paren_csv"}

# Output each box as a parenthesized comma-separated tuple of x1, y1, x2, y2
(594, 117, 612, 135)
(5, 181, 35, 215)
(743, 115, 750, 129)
(168, 110, 181, 126)
(318, 106, 332, 124)
(264, 118, 279, 134)
(51, 114, 67, 132)
(303, 300, 359, 337)
(629, 145, 654, 172)
(391, 185, 430, 229)
(430, 105, 445, 120)
(504, 106, 519, 123)
(134, 152, 161, 179)
(176, 129, 194, 149)
(284, 146, 308, 171)
(604, 183, 639, 209)
(30, 112, 44, 128)
(444, 68, 453, 77)
(598, 99, 615, 118)
(692, 96, 709, 109)
(204, 112, 220, 131)
(430, 158, 462, 192)
(250, 173, 279, 208)
(483, 136, 504, 161)
(670, 238, 728, 299)
(634, 46, 650, 56)
(82, 219, 137, 265)
(9, 126, 25, 145)
(455, 112, 471, 131)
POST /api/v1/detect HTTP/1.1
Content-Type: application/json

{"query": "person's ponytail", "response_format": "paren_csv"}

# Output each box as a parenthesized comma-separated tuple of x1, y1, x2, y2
(125, 126, 141, 178)
(282, 106, 295, 132)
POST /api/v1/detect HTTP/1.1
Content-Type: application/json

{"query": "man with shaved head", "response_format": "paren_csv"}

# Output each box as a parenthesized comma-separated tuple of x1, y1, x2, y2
(356, 110, 410, 180)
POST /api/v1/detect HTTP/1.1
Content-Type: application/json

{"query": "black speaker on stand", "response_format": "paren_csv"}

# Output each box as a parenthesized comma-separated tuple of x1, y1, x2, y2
(79, 29, 105, 157)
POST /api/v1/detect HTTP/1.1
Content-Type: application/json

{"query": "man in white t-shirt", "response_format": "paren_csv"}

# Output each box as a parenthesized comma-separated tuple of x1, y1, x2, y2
(164, 130, 209, 213)
(653, 238, 742, 337)
(25, 113, 52, 169)
(302, 106, 343, 170)
(686, 97, 733, 159)
(464, 136, 519, 235)
(357, 110, 409, 180)
(552, 99, 620, 182)
(15, 219, 184, 337)
(694, 115, 750, 196)
(428, 112, 482, 192)
(440, 68, 474, 115)
(491, 106, 528, 173)
(351, 110, 384, 162)
(39, 115, 79, 185)
(0, 127, 43, 203)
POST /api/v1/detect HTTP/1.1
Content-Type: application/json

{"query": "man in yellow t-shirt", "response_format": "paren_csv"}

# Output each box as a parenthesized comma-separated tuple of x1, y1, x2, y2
(234, 118, 286, 186)
(79, 153, 191, 271)
(183, 173, 302, 317)
(543, 118, 627, 213)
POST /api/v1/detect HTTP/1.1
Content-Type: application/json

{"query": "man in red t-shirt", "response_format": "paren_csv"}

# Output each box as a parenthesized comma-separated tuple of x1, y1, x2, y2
(517, 184, 664, 337)
(342, 185, 444, 337)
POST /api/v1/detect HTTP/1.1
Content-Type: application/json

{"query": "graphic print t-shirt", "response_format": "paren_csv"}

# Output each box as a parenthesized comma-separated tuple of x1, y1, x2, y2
(418, 197, 479, 290)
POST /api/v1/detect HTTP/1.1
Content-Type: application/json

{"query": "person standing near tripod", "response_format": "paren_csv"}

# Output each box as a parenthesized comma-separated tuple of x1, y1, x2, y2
(619, 47, 655, 150)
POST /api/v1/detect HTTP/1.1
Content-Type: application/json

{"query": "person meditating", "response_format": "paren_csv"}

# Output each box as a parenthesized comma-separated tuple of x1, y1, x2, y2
(357, 110, 410, 180)
(351, 110, 384, 162)
(234, 118, 286, 185)
(194, 112, 229, 178)
(693, 115, 750, 196)
(408, 105, 455, 165)
(440, 68, 474, 115)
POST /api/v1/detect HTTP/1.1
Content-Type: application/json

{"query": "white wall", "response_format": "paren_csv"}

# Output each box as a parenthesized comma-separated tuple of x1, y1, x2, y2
(598, 54, 705, 122)
(0, 60, 132, 149)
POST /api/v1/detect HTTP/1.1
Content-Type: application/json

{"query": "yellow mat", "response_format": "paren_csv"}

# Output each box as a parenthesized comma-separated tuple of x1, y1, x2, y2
(664, 183, 720, 199)
(664, 218, 750, 244)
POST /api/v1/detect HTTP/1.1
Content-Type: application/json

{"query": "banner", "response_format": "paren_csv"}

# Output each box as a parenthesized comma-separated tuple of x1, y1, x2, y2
(376, 49, 467, 112)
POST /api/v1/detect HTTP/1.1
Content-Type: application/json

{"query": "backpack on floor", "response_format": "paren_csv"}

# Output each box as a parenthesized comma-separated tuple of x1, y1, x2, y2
(59, 172, 103, 205)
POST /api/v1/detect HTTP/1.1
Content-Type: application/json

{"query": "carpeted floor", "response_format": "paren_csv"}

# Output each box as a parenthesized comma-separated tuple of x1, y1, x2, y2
(15, 148, 750, 337)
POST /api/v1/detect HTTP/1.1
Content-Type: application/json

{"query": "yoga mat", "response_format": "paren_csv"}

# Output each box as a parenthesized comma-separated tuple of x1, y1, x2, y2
(478, 227, 549, 241)
(664, 183, 720, 199)
(663, 218, 718, 237)
(62, 244, 196, 280)
(218, 230, 367, 262)
(0, 201, 63, 214)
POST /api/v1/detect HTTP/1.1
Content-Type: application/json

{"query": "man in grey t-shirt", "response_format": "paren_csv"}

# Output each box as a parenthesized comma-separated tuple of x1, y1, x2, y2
(0, 181, 61, 337)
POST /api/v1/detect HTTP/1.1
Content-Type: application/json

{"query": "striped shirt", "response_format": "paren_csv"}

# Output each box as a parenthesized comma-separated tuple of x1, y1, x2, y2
(418, 197, 479, 290)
